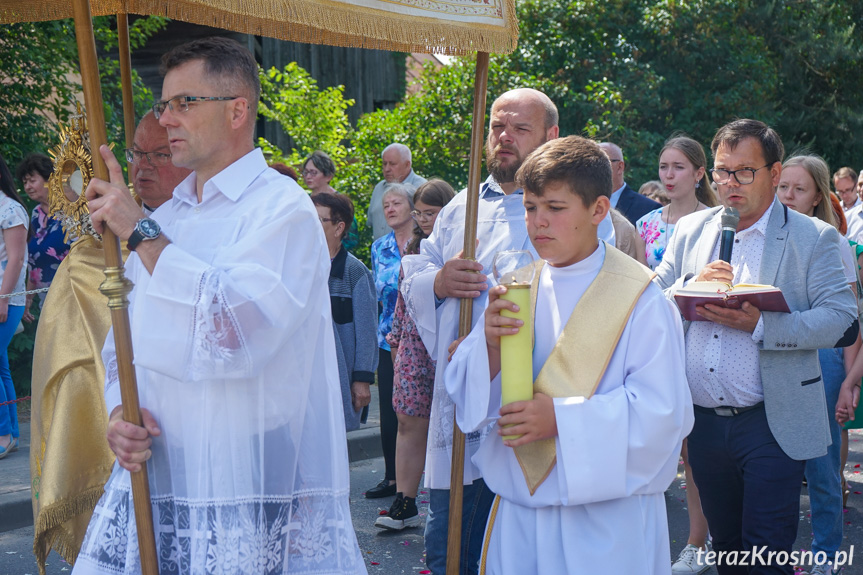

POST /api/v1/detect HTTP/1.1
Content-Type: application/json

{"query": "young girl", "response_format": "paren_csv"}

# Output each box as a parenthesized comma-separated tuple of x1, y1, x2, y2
(446, 137, 692, 572)
(636, 136, 716, 270)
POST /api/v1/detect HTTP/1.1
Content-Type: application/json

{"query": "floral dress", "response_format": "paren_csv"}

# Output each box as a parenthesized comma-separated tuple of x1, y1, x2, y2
(28, 204, 71, 307)
(386, 284, 435, 418)
(636, 207, 674, 270)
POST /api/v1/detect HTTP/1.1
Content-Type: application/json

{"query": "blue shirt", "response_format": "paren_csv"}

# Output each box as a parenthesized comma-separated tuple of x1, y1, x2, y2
(371, 231, 402, 350)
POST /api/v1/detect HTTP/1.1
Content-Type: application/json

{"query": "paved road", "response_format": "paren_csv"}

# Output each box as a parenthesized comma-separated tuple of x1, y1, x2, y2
(4, 427, 863, 574)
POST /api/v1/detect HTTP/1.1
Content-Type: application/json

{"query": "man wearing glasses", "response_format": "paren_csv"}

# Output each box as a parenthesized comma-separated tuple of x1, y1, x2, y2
(654, 119, 857, 575)
(74, 37, 366, 575)
(833, 167, 859, 213)
(125, 111, 190, 213)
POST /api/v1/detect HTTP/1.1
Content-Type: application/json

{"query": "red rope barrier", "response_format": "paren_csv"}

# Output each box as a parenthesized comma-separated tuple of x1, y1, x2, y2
(0, 396, 30, 407)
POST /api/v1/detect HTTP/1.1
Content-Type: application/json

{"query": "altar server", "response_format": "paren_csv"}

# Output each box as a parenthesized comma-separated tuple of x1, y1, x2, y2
(446, 135, 693, 574)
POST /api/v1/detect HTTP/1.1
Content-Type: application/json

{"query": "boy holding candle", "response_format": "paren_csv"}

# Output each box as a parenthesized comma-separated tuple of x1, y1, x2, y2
(445, 135, 694, 574)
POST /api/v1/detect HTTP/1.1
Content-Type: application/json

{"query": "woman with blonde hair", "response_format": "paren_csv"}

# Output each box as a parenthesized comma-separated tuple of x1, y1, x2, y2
(636, 135, 717, 270)
(376, 178, 456, 530)
(366, 182, 416, 500)
(777, 155, 837, 228)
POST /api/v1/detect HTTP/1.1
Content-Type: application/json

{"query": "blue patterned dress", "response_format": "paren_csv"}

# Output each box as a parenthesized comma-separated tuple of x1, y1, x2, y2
(28, 204, 71, 307)
(370, 231, 402, 351)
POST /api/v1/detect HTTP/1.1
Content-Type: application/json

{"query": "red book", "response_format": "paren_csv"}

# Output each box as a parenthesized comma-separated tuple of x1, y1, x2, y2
(673, 282, 790, 322)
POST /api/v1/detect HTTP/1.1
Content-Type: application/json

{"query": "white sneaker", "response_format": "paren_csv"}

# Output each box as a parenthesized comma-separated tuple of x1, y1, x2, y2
(672, 543, 711, 574)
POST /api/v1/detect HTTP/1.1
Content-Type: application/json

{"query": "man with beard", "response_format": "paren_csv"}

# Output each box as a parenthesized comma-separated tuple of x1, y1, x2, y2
(400, 88, 558, 574)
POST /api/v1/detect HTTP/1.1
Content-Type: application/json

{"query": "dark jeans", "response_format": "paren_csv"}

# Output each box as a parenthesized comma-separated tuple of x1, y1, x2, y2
(378, 348, 398, 482)
(688, 404, 805, 575)
(425, 478, 496, 575)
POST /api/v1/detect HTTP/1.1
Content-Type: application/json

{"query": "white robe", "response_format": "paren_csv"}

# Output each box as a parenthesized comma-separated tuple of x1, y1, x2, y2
(401, 179, 536, 488)
(445, 244, 694, 574)
(401, 180, 618, 489)
(73, 149, 366, 575)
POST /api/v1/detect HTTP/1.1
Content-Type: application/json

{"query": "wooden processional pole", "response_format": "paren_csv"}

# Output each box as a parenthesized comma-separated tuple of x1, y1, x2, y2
(117, 13, 136, 150)
(70, 1, 159, 573)
(445, 51, 490, 575)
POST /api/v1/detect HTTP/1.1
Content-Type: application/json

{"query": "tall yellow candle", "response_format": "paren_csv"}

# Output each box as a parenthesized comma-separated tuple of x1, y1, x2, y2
(499, 283, 533, 440)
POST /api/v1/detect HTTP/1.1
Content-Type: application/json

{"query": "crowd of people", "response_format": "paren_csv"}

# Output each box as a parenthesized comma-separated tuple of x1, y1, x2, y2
(2, 34, 862, 575)
(329, 92, 861, 575)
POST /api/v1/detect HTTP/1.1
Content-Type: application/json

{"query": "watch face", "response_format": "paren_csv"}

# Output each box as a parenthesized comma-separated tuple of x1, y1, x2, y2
(139, 218, 160, 238)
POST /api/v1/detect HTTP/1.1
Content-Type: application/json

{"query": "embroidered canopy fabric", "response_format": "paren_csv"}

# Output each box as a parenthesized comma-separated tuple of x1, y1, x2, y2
(0, 0, 518, 55)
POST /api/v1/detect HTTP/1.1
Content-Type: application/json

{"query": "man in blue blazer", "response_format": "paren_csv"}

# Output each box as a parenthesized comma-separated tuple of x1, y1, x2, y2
(654, 119, 857, 575)
(599, 142, 661, 226)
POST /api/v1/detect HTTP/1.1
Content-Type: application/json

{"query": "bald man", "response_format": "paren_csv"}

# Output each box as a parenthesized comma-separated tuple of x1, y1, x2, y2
(401, 87, 560, 575)
(599, 142, 660, 226)
(367, 143, 427, 240)
(126, 112, 191, 212)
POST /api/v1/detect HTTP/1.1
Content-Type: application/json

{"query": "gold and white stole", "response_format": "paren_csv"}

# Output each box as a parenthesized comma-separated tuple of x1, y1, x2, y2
(513, 246, 655, 494)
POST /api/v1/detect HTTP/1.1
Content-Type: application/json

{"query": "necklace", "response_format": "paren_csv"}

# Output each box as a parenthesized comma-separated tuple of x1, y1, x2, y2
(668, 194, 700, 224)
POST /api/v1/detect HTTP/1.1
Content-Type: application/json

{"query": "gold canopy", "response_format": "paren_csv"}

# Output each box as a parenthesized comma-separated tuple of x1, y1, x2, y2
(0, 0, 518, 55)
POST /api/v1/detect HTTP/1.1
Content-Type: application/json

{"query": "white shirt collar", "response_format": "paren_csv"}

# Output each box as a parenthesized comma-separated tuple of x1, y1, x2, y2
(610, 183, 626, 207)
(546, 241, 606, 278)
(172, 148, 268, 206)
(715, 201, 774, 237)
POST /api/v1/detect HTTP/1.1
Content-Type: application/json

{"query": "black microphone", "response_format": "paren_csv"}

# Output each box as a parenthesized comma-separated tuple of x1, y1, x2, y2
(719, 207, 740, 263)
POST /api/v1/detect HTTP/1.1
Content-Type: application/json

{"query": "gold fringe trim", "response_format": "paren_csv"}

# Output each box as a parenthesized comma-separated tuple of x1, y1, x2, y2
(0, 1, 124, 23)
(1, 0, 518, 56)
(33, 485, 106, 575)
(479, 495, 501, 575)
(128, 0, 518, 55)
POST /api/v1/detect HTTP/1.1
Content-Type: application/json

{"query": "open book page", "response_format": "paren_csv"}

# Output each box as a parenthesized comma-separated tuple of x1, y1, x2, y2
(677, 281, 776, 294)
(673, 282, 790, 321)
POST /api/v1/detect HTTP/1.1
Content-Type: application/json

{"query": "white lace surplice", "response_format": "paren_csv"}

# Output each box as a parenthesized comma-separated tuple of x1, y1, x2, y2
(74, 149, 366, 575)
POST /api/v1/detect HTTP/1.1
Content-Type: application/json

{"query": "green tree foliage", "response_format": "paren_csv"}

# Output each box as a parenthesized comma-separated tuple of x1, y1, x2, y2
(504, 0, 863, 185)
(258, 63, 354, 169)
(0, 16, 168, 170)
(258, 56, 543, 263)
(260, 1, 863, 265)
(0, 20, 80, 168)
(0, 15, 167, 395)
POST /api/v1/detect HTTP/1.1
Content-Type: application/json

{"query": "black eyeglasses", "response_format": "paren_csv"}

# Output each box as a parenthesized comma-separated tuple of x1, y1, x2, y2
(125, 148, 172, 166)
(709, 165, 771, 185)
(152, 95, 240, 119)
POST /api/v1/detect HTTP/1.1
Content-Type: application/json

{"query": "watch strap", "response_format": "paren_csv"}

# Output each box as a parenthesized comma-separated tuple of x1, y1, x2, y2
(127, 218, 160, 251)
(127, 228, 146, 251)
